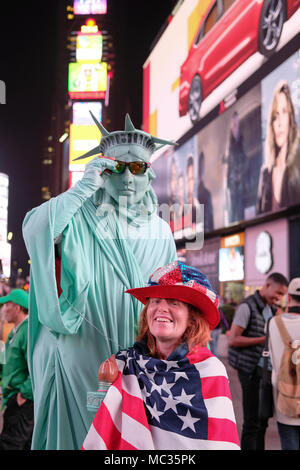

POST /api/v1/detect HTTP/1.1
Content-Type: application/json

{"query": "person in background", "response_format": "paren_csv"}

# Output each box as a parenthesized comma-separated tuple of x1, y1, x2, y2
(197, 151, 214, 232)
(227, 272, 288, 449)
(268, 277, 300, 450)
(256, 80, 300, 213)
(0, 289, 33, 450)
(82, 261, 240, 450)
(210, 308, 229, 358)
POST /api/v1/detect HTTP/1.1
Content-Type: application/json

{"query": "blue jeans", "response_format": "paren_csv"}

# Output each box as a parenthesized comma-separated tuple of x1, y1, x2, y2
(277, 422, 300, 450)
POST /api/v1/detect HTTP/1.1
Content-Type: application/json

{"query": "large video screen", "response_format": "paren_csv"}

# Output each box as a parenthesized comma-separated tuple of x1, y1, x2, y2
(143, 0, 300, 146)
(73, 0, 107, 15)
(219, 246, 244, 282)
(150, 47, 300, 238)
(68, 62, 107, 97)
(76, 33, 103, 63)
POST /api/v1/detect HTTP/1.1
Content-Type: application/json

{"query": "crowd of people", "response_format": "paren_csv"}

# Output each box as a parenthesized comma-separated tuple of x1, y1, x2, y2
(0, 114, 299, 451)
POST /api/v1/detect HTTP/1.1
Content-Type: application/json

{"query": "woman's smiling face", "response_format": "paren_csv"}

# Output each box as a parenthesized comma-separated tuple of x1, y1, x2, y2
(146, 298, 190, 348)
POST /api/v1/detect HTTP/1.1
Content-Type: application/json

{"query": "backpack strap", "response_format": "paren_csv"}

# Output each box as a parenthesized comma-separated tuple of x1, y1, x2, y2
(275, 315, 292, 347)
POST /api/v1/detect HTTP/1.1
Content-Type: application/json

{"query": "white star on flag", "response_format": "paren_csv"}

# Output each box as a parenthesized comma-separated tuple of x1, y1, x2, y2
(163, 361, 180, 372)
(161, 395, 178, 413)
(174, 388, 195, 406)
(173, 370, 189, 381)
(147, 401, 164, 423)
(178, 409, 201, 433)
(137, 357, 151, 370)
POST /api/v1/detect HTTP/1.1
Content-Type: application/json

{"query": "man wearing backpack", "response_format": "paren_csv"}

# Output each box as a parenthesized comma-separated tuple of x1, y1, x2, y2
(269, 277, 300, 450)
(227, 272, 288, 449)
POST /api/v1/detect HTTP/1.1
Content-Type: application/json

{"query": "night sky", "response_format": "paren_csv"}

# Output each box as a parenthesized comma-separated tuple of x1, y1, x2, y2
(0, 0, 177, 278)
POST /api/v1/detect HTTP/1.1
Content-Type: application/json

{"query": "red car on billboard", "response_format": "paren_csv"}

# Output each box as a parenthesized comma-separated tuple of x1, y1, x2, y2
(179, 0, 300, 124)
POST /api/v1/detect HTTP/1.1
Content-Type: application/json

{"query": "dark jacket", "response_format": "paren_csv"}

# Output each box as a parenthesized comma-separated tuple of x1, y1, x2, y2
(228, 291, 275, 375)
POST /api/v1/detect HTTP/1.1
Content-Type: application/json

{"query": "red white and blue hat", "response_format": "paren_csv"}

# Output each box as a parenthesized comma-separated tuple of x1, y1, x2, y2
(126, 261, 219, 330)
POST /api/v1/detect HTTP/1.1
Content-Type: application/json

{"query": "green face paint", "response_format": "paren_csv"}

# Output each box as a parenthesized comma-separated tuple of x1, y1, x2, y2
(103, 153, 151, 206)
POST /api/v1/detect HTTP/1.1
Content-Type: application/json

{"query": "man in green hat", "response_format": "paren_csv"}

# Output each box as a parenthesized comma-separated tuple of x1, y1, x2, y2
(0, 288, 33, 450)
(23, 114, 177, 450)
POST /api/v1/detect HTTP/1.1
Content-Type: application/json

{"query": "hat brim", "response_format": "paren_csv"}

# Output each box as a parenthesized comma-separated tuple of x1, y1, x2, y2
(125, 285, 219, 330)
(0, 293, 28, 309)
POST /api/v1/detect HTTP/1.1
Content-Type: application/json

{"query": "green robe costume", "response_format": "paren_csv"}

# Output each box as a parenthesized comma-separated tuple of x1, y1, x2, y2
(23, 182, 177, 449)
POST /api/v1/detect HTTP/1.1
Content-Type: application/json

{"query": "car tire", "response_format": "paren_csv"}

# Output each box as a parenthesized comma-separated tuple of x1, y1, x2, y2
(188, 75, 202, 125)
(258, 0, 286, 57)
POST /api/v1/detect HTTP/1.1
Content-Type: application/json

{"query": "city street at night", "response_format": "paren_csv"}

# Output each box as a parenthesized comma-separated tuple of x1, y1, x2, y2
(0, 0, 300, 453)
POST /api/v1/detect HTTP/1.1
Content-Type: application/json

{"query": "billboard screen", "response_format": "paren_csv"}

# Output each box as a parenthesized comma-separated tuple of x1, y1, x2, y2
(74, 0, 107, 15)
(76, 33, 102, 63)
(72, 102, 102, 125)
(68, 62, 107, 99)
(150, 47, 300, 239)
(0, 173, 8, 243)
(69, 124, 101, 171)
(143, 0, 300, 145)
(69, 171, 84, 188)
(219, 246, 244, 282)
(0, 241, 11, 278)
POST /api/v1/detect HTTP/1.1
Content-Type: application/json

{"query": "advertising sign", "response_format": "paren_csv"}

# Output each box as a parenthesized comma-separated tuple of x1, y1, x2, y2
(151, 46, 300, 241)
(69, 124, 101, 171)
(152, 83, 262, 233)
(74, 0, 107, 15)
(219, 232, 244, 282)
(256, 50, 300, 215)
(143, 0, 300, 144)
(69, 171, 84, 188)
(72, 102, 102, 125)
(0, 241, 11, 278)
(76, 33, 102, 63)
(68, 62, 107, 99)
(0, 173, 8, 243)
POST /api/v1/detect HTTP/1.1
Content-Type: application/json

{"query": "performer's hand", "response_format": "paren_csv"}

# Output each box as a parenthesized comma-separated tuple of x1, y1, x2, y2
(82, 156, 117, 191)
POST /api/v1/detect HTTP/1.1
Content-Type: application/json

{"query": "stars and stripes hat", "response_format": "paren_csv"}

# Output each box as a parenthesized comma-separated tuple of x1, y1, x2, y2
(126, 260, 220, 330)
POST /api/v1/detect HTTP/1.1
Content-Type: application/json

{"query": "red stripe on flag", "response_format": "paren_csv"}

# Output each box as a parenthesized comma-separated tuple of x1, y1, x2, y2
(187, 345, 214, 364)
(207, 417, 240, 446)
(201, 375, 232, 400)
(122, 389, 150, 429)
(113, 373, 151, 430)
(93, 402, 137, 450)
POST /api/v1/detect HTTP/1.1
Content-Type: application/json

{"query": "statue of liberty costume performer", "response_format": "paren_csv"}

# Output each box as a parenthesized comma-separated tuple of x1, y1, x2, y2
(22, 113, 177, 450)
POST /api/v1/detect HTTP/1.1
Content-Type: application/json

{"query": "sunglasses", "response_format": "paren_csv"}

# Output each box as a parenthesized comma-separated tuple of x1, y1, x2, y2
(111, 160, 151, 175)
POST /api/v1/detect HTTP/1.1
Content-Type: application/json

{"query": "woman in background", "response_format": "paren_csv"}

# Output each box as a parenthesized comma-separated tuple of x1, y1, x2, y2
(257, 80, 300, 213)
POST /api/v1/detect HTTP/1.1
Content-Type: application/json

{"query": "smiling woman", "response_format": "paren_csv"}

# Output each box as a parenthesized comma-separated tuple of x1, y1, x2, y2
(82, 261, 240, 451)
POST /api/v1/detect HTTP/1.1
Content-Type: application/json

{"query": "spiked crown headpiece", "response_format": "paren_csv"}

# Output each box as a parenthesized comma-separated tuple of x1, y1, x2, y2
(73, 112, 177, 162)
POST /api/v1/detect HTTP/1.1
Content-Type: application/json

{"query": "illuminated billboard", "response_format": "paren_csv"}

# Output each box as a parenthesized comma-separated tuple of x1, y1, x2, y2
(0, 173, 8, 243)
(69, 171, 84, 188)
(219, 247, 244, 282)
(74, 0, 107, 15)
(143, 0, 300, 145)
(0, 241, 11, 278)
(72, 102, 102, 125)
(68, 62, 107, 99)
(69, 124, 101, 171)
(150, 47, 300, 240)
(76, 33, 102, 63)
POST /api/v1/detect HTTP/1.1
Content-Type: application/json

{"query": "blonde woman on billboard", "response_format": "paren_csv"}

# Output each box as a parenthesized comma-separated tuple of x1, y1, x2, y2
(257, 80, 300, 214)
